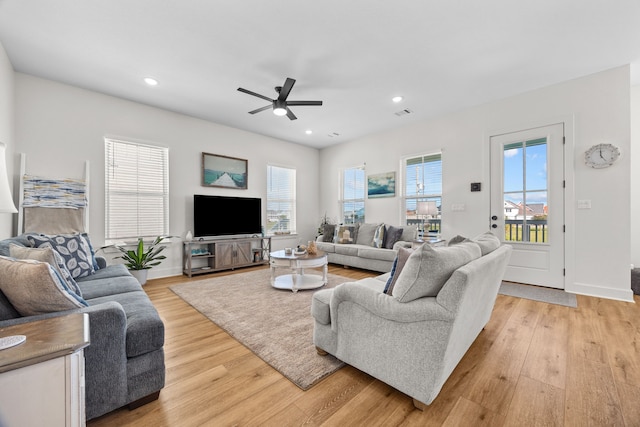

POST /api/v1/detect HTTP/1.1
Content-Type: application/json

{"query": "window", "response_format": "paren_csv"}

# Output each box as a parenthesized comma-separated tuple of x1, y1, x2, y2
(341, 166, 365, 224)
(404, 154, 442, 235)
(105, 138, 169, 241)
(267, 165, 296, 234)
(503, 137, 548, 243)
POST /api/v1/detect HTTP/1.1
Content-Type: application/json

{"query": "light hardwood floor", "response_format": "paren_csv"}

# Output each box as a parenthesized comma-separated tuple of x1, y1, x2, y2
(88, 265, 640, 426)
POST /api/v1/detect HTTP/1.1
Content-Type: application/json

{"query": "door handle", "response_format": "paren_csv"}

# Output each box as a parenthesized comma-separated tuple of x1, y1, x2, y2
(491, 215, 498, 221)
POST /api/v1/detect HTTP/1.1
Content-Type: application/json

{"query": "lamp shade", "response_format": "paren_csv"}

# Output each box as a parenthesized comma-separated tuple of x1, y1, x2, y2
(0, 142, 17, 213)
(416, 201, 438, 216)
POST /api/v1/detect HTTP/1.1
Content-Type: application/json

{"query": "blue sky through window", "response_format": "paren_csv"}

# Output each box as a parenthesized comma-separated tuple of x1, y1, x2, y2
(503, 138, 547, 206)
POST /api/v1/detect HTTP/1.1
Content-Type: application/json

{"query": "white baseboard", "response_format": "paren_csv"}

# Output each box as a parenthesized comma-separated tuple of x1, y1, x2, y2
(568, 282, 635, 303)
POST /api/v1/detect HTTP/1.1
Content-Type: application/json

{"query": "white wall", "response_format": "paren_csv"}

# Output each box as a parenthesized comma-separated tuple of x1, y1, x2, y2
(320, 66, 632, 301)
(14, 74, 320, 278)
(0, 42, 15, 239)
(631, 85, 640, 270)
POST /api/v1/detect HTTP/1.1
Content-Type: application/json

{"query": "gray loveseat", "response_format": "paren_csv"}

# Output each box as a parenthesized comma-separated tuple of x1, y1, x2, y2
(316, 223, 418, 273)
(0, 235, 165, 420)
(311, 234, 512, 408)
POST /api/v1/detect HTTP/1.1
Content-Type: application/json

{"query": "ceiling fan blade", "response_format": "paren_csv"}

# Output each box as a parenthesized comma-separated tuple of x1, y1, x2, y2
(286, 108, 297, 120)
(237, 87, 273, 102)
(277, 78, 296, 102)
(286, 100, 323, 106)
(248, 104, 272, 114)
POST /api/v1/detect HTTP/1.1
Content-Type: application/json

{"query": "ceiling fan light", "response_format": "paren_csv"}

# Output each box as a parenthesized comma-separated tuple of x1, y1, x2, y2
(273, 107, 287, 116)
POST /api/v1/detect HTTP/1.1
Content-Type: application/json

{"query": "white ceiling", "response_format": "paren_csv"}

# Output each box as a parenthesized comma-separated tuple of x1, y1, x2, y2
(1, 1, 639, 149)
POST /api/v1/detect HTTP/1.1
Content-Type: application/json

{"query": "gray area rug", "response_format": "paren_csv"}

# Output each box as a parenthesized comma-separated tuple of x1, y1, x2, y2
(499, 281, 577, 308)
(170, 269, 352, 390)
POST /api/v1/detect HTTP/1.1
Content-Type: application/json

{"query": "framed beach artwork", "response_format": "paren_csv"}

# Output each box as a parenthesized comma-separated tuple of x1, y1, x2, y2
(201, 152, 248, 189)
(367, 172, 396, 198)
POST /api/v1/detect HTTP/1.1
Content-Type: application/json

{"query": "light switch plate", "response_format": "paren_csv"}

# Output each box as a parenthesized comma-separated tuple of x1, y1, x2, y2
(577, 200, 591, 209)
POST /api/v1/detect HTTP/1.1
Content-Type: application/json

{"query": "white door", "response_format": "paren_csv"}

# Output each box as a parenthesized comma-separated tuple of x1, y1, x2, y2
(490, 123, 565, 288)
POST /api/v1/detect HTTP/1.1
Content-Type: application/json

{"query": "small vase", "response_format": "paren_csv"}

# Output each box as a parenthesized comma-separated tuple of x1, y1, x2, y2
(130, 269, 148, 286)
(185, 230, 193, 241)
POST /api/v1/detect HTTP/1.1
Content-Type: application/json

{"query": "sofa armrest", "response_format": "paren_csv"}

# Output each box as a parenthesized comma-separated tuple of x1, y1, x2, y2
(329, 282, 454, 331)
(80, 301, 130, 418)
(393, 241, 412, 250)
(0, 302, 129, 417)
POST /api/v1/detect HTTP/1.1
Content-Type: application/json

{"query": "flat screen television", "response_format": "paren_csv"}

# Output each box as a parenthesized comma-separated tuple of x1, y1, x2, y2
(194, 195, 262, 238)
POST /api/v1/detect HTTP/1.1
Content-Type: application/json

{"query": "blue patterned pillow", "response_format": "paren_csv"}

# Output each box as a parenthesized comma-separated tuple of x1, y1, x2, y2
(27, 234, 96, 279)
(80, 233, 100, 270)
(372, 224, 386, 248)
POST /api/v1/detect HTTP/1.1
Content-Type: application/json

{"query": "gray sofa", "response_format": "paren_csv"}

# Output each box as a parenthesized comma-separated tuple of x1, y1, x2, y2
(0, 235, 165, 420)
(316, 223, 418, 273)
(311, 234, 512, 408)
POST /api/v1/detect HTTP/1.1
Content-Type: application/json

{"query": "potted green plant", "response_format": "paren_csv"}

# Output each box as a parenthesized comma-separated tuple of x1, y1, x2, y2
(114, 236, 168, 285)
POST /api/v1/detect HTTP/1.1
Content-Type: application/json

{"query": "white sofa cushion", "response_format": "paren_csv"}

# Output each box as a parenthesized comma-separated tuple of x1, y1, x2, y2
(392, 242, 481, 302)
(335, 244, 360, 256)
(357, 246, 397, 262)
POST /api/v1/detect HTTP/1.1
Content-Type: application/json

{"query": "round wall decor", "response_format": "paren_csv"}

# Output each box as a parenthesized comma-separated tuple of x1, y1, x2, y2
(584, 143, 620, 169)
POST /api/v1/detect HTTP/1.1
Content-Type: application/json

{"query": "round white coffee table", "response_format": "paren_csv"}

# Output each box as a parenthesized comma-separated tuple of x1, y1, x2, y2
(270, 250, 328, 292)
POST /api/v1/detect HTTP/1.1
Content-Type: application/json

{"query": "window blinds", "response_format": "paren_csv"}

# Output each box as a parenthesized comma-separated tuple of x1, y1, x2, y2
(267, 165, 296, 234)
(342, 166, 365, 224)
(105, 138, 169, 240)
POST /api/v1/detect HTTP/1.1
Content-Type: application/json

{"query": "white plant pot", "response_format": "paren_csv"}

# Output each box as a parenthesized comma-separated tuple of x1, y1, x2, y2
(130, 269, 148, 286)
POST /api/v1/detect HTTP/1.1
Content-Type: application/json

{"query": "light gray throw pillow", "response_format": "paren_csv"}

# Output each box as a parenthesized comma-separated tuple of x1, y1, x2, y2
(9, 244, 83, 297)
(472, 231, 501, 255)
(0, 255, 88, 316)
(392, 241, 482, 302)
(398, 224, 418, 242)
(355, 223, 380, 246)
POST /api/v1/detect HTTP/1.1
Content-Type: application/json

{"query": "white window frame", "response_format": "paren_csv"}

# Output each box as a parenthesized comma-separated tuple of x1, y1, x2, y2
(266, 164, 296, 235)
(340, 165, 365, 224)
(403, 153, 442, 235)
(105, 138, 169, 242)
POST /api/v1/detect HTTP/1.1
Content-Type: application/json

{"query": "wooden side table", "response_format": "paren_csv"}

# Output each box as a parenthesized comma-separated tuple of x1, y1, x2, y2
(0, 313, 90, 427)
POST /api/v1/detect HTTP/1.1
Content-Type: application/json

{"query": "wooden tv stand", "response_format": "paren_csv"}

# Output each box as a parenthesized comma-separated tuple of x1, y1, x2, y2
(183, 236, 271, 277)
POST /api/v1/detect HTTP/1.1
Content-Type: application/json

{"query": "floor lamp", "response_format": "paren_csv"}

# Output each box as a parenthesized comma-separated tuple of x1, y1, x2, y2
(0, 142, 17, 213)
(416, 201, 438, 237)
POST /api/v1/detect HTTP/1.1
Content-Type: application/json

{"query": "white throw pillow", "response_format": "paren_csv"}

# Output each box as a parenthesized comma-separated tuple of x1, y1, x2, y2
(392, 242, 481, 302)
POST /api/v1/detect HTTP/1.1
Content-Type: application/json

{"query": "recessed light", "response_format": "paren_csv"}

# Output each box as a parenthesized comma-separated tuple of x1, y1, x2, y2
(143, 77, 159, 86)
(392, 96, 403, 103)
(305, 130, 312, 135)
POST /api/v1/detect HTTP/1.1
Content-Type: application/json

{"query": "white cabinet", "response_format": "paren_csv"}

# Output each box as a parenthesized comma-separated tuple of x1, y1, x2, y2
(0, 313, 89, 427)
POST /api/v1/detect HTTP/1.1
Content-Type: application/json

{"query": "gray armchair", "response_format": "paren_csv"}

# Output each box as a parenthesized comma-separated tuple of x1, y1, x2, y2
(311, 243, 512, 408)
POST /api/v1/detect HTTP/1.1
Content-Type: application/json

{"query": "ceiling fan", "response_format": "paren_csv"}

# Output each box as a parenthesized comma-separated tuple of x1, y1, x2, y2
(237, 77, 322, 120)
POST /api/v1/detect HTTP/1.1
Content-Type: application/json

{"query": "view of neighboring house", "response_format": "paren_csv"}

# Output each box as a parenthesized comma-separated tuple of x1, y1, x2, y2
(504, 200, 547, 220)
